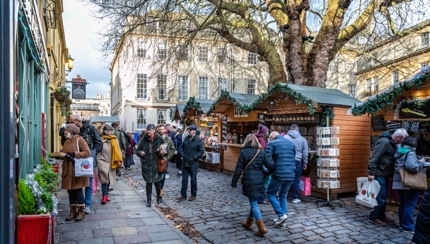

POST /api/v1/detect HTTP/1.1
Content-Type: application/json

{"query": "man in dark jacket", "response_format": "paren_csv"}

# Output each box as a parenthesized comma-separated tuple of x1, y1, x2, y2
(368, 128, 408, 225)
(265, 131, 296, 227)
(69, 114, 103, 214)
(412, 186, 430, 243)
(176, 125, 204, 202)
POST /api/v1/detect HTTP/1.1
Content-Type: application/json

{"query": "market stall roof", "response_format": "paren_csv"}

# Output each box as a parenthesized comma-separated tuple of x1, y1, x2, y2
(246, 83, 360, 114)
(206, 91, 260, 114)
(172, 104, 186, 120)
(182, 97, 215, 117)
(350, 67, 430, 116)
(89, 116, 120, 124)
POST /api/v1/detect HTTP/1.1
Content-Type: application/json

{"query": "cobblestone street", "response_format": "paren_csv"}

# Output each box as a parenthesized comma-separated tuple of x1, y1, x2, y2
(120, 157, 415, 244)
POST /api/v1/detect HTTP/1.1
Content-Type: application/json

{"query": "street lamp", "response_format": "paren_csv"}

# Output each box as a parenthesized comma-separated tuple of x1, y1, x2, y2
(67, 55, 74, 71)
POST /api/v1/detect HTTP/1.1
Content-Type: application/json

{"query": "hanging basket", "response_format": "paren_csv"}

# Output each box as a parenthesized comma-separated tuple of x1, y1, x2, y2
(65, 105, 71, 111)
(64, 98, 72, 106)
(63, 90, 71, 98)
(54, 94, 64, 102)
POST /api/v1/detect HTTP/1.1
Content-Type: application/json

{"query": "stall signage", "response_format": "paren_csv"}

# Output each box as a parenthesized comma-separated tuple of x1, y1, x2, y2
(385, 120, 420, 132)
(399, 103, 430, 119)
(221, 116, 227, 150)
(371, 115, 385, 131)
(273, 114, 320, 124)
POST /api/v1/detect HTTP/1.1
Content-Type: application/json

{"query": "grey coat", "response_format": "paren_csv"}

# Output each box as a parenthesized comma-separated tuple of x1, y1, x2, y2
(392, 146, 425, 190)
(136, 133, 167, 183)
(97, 139, 117, 185)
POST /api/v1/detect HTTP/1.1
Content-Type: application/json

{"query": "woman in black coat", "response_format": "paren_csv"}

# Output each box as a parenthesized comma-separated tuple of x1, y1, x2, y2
(412, 186, 430, 243)
(231, 134, 274, 237)
(136, 124, 168, 207)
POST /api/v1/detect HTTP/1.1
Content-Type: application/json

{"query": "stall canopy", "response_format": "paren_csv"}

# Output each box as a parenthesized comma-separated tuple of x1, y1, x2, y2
(172, 104, 186, 121)
(245, 83, 360, 114)
(182, 97, 214, 117)
(206, 91, 260, 114)
(90, 116, 120, 124)
(350, 67, 430, 116)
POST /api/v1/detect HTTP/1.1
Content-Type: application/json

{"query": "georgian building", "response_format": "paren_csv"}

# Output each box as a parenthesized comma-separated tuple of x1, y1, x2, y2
(110, 14, 271, 132)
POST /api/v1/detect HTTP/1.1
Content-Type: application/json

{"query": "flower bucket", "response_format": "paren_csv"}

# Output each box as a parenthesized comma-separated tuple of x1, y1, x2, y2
(17, 213, 51, 244)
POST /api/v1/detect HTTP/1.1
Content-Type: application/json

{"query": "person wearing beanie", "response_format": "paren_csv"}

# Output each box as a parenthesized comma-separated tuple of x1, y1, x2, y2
(61, 123, 90, 222)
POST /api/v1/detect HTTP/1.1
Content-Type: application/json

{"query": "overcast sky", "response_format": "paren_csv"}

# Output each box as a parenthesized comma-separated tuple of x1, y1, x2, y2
(63, 0, 111, 99)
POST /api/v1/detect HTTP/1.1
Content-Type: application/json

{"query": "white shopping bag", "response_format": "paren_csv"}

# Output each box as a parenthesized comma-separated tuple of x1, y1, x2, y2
(74, 138, 94, 177)
(355, 180, 380, 208)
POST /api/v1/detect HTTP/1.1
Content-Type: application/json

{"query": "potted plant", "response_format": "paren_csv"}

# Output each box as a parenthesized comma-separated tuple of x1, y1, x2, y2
(53, 86, 69, 102)
(64, 97, 72, 106)
(17, 160, 60, 244)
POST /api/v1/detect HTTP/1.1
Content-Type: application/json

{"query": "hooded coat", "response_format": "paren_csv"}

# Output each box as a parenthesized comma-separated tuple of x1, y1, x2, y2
(285, 129, 309, 165)
(61, 135, 90, 190)
(136, 133, 167, 183)
(368, 131, 397, 178)
(392, 146, 425, 190)
(231, 143, 274, 199)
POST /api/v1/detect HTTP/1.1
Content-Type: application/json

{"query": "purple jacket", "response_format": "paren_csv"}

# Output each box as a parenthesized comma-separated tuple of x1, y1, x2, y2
(255, 132, 267, 151)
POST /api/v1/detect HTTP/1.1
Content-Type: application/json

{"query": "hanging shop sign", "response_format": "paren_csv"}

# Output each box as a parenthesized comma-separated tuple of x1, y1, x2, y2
(399, 102, 430, 119)
(71, 75, 88, 99)
(265, 113, 320, 124)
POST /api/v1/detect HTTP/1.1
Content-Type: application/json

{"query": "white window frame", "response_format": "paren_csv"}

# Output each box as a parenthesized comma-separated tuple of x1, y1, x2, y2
(178, 75, 189, 101)
(247, 79, 256, 95)
(248, 52, 257, 66)
(198, 45, 209, 62)
(198, 76, 209, 99)
(392, 70, 399, 84)
(366, 78, 372, 92)
(157, 74, 168, 100)
(157, 109, 168, 125)
(373, 77, 379, 93)
(421, 62, 429, 69)
(136, 41, 146, 58)
(137, 109, 147, 130)
(137, 73, 147, 99)
(178, 44, 189, 61)
(217, 78, 228, 97)
(348, 84, 356, 98)
(421, 32, 429, 47)
(157, 42, 167, 60)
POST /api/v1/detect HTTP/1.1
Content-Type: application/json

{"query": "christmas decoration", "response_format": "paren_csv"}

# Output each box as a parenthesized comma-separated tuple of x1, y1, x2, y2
(350, 67, 430, 116)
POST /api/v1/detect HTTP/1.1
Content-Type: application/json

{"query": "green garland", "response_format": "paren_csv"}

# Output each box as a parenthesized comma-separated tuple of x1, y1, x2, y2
(351, 67, 430, 116)
(206, 90, 247, 114)
(245, 82, 315, 114)
(321, 106, 335, 127)
(182, 97, 201, 115)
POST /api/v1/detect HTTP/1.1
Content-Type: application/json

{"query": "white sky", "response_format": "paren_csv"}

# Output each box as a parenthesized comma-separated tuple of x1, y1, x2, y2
(63, 0, 111, 99)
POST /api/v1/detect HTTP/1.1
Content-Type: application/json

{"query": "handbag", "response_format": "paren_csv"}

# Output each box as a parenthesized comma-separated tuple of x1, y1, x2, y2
(74, 138, 94, 177)
(399, 169, 427, 190)
(150, 143, 167, 173)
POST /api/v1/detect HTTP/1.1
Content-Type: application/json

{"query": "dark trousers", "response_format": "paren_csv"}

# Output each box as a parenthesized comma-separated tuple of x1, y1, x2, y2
(369, 176, 389, 220)
(67, 189, 84, 205)
(292, 160, 303, 199)
(101, 183, 110, 196)
(181, 165, 198, 197)
(175, 153, 183, 170)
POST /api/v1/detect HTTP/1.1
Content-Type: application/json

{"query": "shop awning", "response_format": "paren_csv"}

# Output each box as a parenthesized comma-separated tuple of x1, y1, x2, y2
(90, 116, 120, 124)
(350, 67, 430, 116)
(207, 91, 260, 114)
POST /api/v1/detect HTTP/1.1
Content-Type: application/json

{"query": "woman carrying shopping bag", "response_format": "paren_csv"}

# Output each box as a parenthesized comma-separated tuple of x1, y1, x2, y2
(393, 136, 426, 232)
(61, 123, 90, 221)
(97, 125, 123, 204)
(231, 134, 274, 236)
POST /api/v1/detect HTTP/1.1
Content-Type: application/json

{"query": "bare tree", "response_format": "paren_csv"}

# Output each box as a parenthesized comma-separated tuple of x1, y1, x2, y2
(84, 0, 428, 88)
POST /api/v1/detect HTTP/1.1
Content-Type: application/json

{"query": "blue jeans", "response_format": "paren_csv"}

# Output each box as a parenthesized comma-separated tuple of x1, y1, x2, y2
(85, 149, 96, 207)
(101, 183, 110, 196)
(266, 178, 293, 217)
(292, 160, 302, 199)
(248, 198, 262, 220)
(398, 189, 419, 231)
(369, 176, 388, 221)
(181, 166, 198, 197)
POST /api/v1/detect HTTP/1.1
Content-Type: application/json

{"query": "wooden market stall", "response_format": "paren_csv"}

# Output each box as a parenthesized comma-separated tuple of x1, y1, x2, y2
(206, 92, 260, 174)
(350, 68, 430, 203)
(245, 83, 371, 199)
(179, 97, 222, 172)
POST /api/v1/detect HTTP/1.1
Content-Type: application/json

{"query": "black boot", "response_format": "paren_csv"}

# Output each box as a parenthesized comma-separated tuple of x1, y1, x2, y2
(146, 183, 152, 207)
(155, 184, 163, 204)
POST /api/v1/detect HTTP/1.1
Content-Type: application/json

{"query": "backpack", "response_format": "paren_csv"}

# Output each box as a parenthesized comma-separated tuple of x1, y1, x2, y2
(120, 130, 131, 150)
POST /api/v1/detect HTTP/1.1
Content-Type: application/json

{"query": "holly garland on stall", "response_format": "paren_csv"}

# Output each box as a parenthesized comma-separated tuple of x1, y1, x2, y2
(351, 67, 430, 116)
(182, 97, 201, 115)
(206, 90, 248, 115)
(244, 82, 315, 114)
(321, 106, 335, 127)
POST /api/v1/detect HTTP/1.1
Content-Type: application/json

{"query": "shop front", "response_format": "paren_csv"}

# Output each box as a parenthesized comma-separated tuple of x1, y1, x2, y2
(245, 83, 370, 199)
(351, 67, 430, 203)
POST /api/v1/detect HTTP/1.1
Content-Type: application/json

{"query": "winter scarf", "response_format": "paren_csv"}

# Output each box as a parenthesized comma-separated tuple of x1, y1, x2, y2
(102, 135, 123, 169)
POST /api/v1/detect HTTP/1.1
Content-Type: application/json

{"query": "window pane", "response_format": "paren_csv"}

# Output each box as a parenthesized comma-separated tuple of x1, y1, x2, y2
(137, 109, 147, 129)
(157, 74, 167, 100)
(178, 45, 189, 61)
(392, 71, 399, 84)
(157, 42, 167, 60)
(248, 52, 257, 65)
(178, 75, 189, 101)
(198, 46, 208, 62)
(217, 78, 228, 97)
(422, 33, 429, 46)
(247, 79, 256, 95)
(366, 79, 372, 91)
(157, 109, 167, 125)
(137, 74, 147, 99)
(373, 77, 379, 92)
(198, 77, 208, 99)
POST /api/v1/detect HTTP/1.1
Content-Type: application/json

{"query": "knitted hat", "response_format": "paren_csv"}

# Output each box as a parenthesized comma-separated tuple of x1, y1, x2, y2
(103, 125, 114, 135)
(258, 124, 269, 134)
(65, 124, 80, 134)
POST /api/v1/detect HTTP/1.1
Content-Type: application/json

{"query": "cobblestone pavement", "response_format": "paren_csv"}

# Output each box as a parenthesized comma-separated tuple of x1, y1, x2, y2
(120, 157, 415, 244)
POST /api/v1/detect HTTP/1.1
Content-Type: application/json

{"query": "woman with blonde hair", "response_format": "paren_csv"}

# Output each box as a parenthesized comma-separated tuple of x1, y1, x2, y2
(231, 134, 274, 237)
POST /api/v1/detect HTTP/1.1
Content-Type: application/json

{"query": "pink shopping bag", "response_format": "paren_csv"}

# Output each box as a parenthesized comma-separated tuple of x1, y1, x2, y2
(299, 176, 311, 196)
(92, 177, 97, 195)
